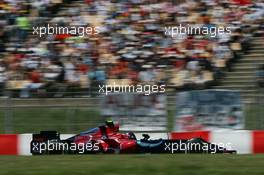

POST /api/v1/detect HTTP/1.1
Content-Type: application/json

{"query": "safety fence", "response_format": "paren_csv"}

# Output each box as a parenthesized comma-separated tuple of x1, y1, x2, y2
(0, 97, 263, 134)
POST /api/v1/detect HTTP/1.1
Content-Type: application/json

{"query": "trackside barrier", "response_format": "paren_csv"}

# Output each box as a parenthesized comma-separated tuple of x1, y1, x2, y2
(170, 130, 264, 154)
(0, 131, 264, 155)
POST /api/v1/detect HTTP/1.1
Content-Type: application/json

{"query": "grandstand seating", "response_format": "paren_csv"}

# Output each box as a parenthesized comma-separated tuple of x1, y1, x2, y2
(0, 0, 263, 98)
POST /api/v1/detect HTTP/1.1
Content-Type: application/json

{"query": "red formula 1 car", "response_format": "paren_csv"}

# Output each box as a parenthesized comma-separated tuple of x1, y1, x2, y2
(30, 121, 236, 155)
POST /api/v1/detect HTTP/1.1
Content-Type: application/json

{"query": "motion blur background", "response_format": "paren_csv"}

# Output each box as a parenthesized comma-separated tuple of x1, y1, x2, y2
(0, 0, 263, 134)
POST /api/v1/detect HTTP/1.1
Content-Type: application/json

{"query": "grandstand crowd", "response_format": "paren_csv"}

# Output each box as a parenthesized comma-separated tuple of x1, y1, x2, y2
(0, 0, 263, 97)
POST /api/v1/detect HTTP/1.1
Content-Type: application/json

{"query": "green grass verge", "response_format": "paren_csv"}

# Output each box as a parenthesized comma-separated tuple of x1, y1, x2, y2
(0, 108, 102, 134)
(0, 155, 263, 175)
(0, 103, 263, 133)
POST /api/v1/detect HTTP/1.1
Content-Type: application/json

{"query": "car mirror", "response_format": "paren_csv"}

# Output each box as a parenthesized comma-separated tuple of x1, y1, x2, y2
(142, 134, 150, 140)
